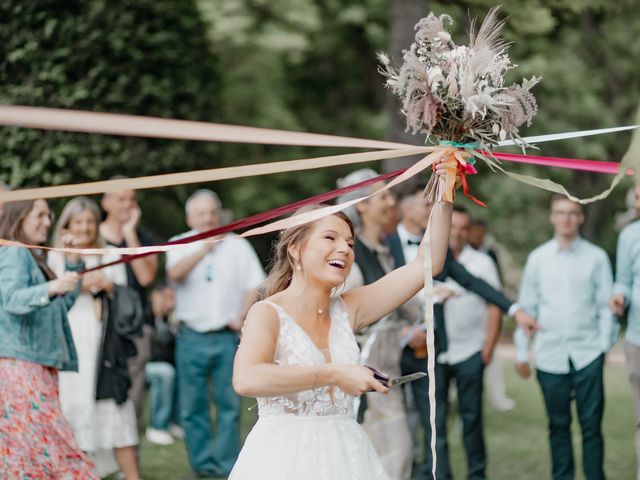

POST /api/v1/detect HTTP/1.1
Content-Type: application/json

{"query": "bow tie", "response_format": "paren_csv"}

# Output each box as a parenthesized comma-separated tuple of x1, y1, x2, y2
(406, 239, 421, 246)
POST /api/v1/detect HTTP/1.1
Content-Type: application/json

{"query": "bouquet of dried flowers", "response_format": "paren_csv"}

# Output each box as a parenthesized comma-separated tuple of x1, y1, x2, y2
(379, 7, 540, 149)
(378, 8, 541, 204)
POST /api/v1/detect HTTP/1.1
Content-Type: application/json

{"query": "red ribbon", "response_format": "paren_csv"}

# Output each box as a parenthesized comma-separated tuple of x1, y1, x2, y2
(458, 162, 487, 208)
(82, 166, 409, 273)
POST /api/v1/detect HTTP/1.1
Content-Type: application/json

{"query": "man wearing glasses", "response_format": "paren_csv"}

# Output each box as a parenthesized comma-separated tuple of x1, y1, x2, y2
(515, 195, 618, 480)
(167, 189, 265, 479)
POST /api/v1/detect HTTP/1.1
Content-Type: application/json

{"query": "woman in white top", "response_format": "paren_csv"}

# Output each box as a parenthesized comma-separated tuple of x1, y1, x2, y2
(230, 164, 454, 479)
(49, 197, 140, 480)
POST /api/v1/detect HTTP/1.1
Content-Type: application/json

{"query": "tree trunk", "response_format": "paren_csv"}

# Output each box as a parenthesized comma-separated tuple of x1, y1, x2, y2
(383, 0, 428, 191)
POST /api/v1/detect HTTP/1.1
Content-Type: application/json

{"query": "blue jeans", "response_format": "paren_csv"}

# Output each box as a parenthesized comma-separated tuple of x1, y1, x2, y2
(176, 325, 240, 476)
(145, 361, 179, 430)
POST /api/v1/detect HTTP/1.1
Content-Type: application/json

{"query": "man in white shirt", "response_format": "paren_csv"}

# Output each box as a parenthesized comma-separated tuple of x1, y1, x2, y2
(166, 190, 265, 478)
(436, 206, 502, 480)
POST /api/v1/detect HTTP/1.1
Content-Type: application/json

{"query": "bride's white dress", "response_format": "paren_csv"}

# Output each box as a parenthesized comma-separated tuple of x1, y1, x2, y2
(229, 297, 390, 480)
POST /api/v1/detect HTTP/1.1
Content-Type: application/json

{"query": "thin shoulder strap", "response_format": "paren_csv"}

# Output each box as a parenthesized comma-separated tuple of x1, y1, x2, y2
(259, 300, 285, 322)
(332, 296, 354, 330)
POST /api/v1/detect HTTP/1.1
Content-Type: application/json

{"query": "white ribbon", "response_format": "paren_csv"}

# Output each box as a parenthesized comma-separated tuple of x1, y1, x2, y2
(497, 124, 640, 147)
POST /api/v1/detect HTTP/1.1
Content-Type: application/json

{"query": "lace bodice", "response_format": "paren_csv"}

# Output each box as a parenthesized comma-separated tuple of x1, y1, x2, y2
(257, 297, 360, 417)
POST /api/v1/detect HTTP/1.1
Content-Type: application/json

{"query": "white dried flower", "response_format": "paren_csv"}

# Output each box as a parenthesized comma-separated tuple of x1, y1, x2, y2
(437, 31, 451, 43)
(522, 75, 542, 90)
(427, 67, 444, 92)
(377, 52, 390, 66)
(465, 93, 494, 119)
(377, 6, 539, 144)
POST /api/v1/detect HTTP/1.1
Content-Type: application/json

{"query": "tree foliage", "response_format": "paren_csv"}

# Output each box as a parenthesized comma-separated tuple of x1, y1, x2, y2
(0, 0, 222, 237)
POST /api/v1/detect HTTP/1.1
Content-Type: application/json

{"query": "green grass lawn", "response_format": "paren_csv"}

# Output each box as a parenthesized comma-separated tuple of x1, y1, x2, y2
(130, 362, 635, 480)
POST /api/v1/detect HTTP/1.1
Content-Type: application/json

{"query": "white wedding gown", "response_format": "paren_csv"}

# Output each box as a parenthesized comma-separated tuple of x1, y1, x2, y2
(229, 297, 390, 480)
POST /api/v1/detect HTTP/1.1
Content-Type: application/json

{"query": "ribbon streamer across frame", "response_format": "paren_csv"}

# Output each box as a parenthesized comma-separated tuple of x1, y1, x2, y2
(1, 105, 639, 480)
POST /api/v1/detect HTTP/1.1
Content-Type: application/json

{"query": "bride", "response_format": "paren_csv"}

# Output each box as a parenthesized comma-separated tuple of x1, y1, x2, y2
(230, 165, 454, 479)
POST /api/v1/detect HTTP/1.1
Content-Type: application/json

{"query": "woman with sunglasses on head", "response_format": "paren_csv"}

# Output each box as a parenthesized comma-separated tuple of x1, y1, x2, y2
(0, 199, 99, 480)
(229, 163, 456, 479)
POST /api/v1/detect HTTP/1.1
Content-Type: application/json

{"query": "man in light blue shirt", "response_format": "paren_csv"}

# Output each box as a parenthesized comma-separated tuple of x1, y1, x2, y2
(515, 195, 617, 480)
(610, 183, 640, 480)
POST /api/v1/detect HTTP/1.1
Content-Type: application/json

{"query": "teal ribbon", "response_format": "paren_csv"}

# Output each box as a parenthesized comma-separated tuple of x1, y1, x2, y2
(438, 140, 480, 148)
(437, 140, 479, 165)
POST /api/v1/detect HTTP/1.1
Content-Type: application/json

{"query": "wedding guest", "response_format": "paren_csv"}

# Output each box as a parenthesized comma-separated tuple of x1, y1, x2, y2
(50, 197, 140, 479)
(145, 283, 183, 445)
(395, 195, 537, 480)
(0, 199, 98, 479)
(167, 189, 265, 478)
(610, 183, 640, 480)
(468, 217, 514, 411)
(614, 185, 640, 231)
(517, 195, 617, 480)
(468, 218, 501, 277)
(100, 183, 157, 431)
(337, 169, 414, 480)
(435, 206, 503, 480)
(396, 187, 430, 473)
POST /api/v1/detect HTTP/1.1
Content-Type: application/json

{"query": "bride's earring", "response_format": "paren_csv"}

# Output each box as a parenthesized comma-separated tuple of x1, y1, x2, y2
(295, 262, 302, 272)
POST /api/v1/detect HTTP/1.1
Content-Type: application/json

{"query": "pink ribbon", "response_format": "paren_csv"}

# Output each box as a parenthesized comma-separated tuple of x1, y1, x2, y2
(492, 151, 635, 176)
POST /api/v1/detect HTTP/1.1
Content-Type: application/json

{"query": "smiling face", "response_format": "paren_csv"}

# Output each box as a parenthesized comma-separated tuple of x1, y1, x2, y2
(66, 208, 99, 248)
(291, 214, 355, 289)
(101, 189, 138, 224)
(21, 199, 52, 245)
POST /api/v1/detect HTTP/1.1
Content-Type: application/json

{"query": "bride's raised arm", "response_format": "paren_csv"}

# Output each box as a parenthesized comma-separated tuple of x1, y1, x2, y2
(342, 200, 453, 331)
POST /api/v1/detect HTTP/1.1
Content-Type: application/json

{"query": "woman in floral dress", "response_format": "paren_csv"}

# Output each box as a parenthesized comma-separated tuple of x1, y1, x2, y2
(0, 199, 99, 479)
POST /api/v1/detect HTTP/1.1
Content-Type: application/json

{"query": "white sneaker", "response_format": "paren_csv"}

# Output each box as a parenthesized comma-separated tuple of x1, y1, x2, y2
(491, 398, 516, 412)
(168, 423, 185, 439)
(145, 428, 175, 445)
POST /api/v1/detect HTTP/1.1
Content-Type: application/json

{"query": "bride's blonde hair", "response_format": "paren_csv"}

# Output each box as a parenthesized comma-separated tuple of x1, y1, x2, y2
(261, 205, 355, 299)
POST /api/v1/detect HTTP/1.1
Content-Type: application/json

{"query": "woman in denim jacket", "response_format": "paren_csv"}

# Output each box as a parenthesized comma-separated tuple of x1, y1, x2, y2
(0, 198, 98, 479)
